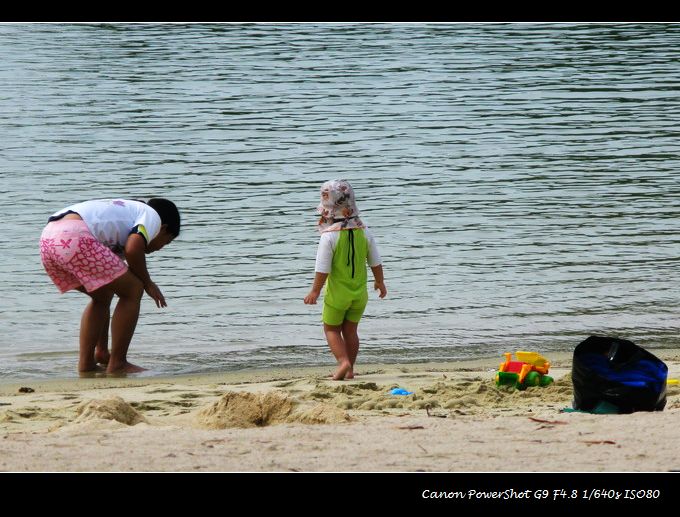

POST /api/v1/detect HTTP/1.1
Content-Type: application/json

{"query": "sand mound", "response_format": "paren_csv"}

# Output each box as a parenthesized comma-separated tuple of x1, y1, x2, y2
(51, 418, 130, 434)
(194, 391, 351, 429)
(74, 396, 147, 426)
(195, 391, 295, 429)
(291, 403, 351, 424)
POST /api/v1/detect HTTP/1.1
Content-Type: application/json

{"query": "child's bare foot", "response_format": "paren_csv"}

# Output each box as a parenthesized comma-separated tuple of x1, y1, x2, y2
(328, 370, 358, 380)
(106, 361, 147, 374)
(78, 364, 106, 375)
(332, 360, 352, 381)
(78, 365, 107, 377)
(95, 349, 110, 365)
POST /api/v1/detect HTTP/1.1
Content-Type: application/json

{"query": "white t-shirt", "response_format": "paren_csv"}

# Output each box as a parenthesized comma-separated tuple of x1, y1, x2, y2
(315, 227, 382, 274)
(51, 199, 161, 252)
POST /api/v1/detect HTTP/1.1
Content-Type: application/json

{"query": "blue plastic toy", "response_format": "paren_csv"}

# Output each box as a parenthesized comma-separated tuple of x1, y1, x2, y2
(390, 388, 414, 396)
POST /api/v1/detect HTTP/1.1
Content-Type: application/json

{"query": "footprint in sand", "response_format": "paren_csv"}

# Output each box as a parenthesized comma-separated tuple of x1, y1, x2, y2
(130, 402, 164, 411)
(166, 401, 196, 408)
(177, 393, 203, 399)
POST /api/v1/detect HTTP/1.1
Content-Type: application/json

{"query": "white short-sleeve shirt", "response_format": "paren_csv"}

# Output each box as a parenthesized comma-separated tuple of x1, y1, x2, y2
(51, 199, 161, 251)
(315, 227, 382, 274)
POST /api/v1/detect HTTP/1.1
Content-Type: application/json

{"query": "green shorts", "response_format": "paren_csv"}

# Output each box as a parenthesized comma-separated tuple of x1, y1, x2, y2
(322, 293, 368, 326)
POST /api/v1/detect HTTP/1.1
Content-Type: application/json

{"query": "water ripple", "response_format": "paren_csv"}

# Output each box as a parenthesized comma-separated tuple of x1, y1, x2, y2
(2, 23, 680, 379)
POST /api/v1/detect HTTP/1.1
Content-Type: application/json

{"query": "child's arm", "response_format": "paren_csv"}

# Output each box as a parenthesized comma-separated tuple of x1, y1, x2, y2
(305, 233, 334, 305)
(124, 233, 167, 308)
(304, 272, 328, 304)
(366, 229, 386, 299)
(371, 264, 387, 298)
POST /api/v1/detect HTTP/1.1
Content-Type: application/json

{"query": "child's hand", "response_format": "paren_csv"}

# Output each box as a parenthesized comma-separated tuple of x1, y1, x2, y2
(304, 290, 320, 304)
(374, 281, 387, 299)
(144, 281, 167, 308)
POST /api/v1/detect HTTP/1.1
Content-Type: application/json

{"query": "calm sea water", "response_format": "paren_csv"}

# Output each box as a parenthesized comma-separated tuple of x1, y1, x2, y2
(2, 23, 680, 379)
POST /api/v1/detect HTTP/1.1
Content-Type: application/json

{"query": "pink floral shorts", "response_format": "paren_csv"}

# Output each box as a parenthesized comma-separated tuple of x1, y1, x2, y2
(40, 219, 128, 293)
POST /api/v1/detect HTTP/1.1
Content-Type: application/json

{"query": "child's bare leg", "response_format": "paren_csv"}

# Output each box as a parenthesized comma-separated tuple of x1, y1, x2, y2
(94, 307, 111, 365)
(324, 323, 352, 380)
(342, 320, 360, 379)
(77, 287, 113, 372)
(104, 271, 146, 374)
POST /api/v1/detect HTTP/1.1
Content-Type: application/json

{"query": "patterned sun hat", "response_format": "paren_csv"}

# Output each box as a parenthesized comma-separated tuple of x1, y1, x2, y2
(316, 179, 365, 233)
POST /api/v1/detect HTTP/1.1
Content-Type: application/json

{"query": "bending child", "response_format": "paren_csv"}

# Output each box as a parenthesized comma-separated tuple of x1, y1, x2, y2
(39, 198, 180, 374)
(304, 180, 386, 380)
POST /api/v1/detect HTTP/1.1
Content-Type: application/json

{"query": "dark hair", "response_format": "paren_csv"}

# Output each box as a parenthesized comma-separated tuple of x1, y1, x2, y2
(147, 198, 181, 237)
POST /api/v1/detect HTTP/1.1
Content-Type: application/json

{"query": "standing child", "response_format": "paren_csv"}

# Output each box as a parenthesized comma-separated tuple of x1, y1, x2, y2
(39, 198, 180, 374)
(304, 180, 386, 380)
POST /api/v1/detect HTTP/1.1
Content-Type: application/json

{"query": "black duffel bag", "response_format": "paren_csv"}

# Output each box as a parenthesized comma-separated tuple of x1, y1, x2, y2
(572, 335, 667, 414)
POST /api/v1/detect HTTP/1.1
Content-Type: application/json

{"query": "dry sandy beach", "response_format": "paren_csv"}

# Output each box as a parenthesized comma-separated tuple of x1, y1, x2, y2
(1, 351, 679, 472)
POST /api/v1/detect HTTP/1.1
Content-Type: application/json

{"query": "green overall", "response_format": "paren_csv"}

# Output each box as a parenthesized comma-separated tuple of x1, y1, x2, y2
(322, 228, 369, 326)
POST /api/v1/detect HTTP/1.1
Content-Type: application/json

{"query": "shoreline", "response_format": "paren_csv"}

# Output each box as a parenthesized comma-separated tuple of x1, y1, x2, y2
(1, 350, 678, 472)
(0, 352, 579, 393)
